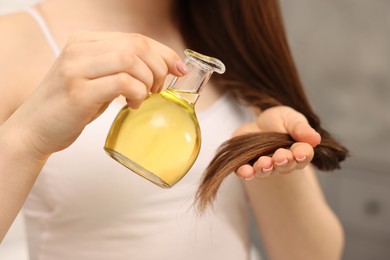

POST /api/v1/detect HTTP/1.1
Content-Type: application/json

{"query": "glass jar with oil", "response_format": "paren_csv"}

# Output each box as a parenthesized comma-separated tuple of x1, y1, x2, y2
(104, 49, 226, 188)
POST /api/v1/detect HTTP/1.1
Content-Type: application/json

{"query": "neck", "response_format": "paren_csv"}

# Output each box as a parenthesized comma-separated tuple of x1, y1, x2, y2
(39, 0, 180, 45)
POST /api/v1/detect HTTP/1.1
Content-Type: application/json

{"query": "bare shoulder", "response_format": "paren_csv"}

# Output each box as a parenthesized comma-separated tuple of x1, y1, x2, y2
(0, 11, 37, 49)
(0, 11, 43, 69)
(0, 11, 54, 121)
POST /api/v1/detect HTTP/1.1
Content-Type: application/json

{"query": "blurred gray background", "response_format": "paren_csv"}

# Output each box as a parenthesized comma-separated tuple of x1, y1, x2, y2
(0, 0, 389, 259)
(280, 1, 390, 259)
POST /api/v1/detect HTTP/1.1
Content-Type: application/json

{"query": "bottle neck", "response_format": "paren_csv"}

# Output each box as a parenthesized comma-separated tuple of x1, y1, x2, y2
(167, 62, 213, 104)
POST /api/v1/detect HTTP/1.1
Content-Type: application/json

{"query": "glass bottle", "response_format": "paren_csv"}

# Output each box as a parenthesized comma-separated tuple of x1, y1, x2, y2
(104, 49, 225, 188)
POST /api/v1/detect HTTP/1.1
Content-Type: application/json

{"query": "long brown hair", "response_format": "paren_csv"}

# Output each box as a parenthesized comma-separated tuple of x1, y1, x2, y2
(175, 0, 348, 211)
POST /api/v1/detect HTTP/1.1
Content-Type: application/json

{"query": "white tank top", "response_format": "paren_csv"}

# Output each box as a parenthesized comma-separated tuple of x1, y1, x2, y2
(24, 8, 258, 260)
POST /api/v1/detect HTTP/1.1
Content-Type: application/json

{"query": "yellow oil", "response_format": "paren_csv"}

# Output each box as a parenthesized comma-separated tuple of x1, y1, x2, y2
(104, 89, 201, 188)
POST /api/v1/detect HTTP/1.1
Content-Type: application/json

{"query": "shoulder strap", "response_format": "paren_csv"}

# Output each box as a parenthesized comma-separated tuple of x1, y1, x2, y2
(26, 8, 61, 57)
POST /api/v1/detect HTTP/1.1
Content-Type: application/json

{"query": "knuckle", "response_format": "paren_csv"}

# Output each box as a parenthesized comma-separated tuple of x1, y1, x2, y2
(115, 73, 130, 92)
(118, 51, 136, 69)
(144, 70, 155, 88)
(167, 51, 179, 62)
(129, 34, 150, 53)
(154, 65, 168, 82)
(132, 84, 148, 101)
(150, 64, 168, 90)
(165, 50, 181, 65)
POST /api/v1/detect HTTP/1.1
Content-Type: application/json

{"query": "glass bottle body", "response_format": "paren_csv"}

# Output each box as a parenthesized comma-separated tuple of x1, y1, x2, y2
(104, 89, 201, 188)
(104, 49, 225, 188)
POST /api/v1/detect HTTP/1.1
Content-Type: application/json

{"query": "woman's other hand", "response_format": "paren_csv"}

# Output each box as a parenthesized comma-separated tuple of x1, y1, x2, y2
(234, 106, 321, 180)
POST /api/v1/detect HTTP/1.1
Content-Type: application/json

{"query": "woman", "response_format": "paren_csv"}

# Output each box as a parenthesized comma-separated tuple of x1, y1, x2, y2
(0, 0, 346, 259)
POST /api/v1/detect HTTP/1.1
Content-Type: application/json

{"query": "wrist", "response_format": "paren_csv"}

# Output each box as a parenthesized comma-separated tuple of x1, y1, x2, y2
(0, 116, 50, 163)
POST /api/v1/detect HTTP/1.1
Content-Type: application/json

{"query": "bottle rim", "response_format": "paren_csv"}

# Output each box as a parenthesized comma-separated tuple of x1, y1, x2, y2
(184, 49, 226, 74)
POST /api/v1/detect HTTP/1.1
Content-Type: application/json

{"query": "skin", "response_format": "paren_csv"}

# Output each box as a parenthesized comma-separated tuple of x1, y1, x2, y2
(234, 107, 344, 260)
(0, 0, 344, 259)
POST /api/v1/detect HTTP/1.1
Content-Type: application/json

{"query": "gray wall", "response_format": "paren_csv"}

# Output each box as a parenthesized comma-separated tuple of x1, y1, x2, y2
(281, 0, 389, 162)
(280, 1, 390, 259)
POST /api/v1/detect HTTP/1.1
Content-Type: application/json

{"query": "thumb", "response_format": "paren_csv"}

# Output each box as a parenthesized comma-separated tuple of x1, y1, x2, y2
(283, 110, 321, 147)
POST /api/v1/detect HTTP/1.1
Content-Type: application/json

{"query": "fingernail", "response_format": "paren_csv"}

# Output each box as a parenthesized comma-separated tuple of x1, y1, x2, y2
(176, 60, 188, 76)
(275, 159, 288, 166)
(244, 175, 254, 181)
(296, 156, 307, 162)
(262, 166, 273, 174)
(254, 166, 273, 179)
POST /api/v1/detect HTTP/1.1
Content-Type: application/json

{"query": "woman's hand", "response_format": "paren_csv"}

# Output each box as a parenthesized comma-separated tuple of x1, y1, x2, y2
(234, 106, 321, 180)
(7, 30, 187, 159)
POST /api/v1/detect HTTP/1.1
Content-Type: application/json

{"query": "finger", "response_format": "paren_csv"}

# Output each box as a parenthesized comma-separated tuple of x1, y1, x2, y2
(146, 37, 188, 76)
(283, 109, 321, 147)
(253, 156, 274, 179)
(290, 142, 315, 170)
(90, 33, 188, 78)
(236, 164, 255, 180)
(158, 74, 175, 93)
(84, 72, 149, 109)
(272, 148, 297, 174)
(66, 33, 187, 80)
(69, 37, 169, 92)
(290, 121, 321, 147)
(81, 52, 154, 92)
(137, 50, 171, 93)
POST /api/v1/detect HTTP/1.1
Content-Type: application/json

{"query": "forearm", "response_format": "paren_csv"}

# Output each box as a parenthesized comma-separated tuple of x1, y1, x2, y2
(0, 119, 48, 242)
(245, 167, 344, 260)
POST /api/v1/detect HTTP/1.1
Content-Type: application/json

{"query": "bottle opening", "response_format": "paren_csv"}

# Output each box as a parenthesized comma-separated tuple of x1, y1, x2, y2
(184, 49, 226, 74)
